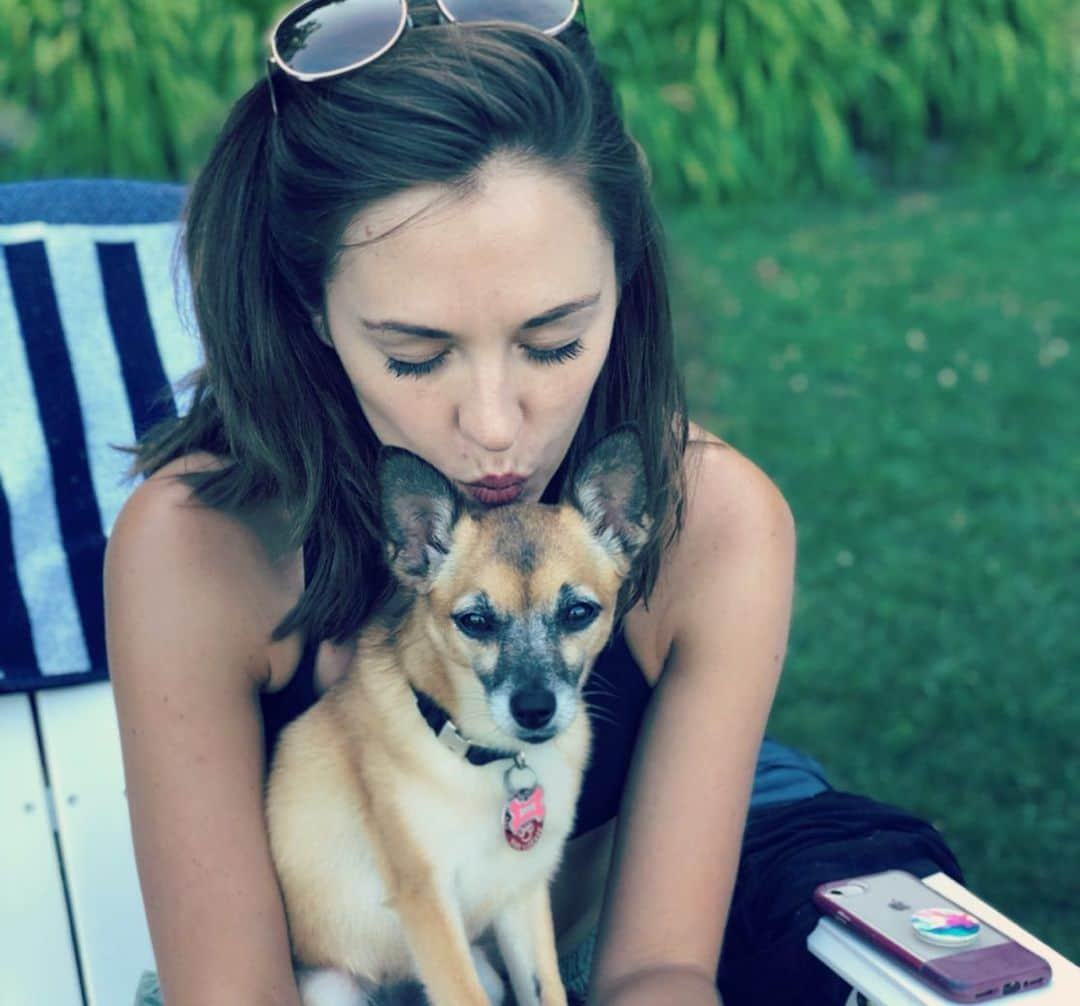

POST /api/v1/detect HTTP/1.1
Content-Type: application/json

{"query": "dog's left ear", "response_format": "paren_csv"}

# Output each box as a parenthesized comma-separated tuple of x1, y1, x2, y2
(565, 424, 652, 570)
(377, 447, 462, 592)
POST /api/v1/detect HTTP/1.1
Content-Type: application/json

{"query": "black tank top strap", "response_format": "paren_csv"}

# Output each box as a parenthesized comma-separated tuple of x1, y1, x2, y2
(570, 623, 653, 838)
(259, 530, 323, 765)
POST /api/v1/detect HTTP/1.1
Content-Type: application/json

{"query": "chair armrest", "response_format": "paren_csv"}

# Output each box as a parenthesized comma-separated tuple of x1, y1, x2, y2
(0, 692, 84, 1006)
(36, 681, 157, 1006)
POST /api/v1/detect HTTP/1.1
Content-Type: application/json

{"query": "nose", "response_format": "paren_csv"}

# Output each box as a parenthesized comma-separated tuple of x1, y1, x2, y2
(510, 688, 556, 730)
(456, 363, 522, 453)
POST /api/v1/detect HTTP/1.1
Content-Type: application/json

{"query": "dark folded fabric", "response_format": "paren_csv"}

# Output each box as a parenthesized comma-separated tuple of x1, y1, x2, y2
(716, 789, 965, 1006)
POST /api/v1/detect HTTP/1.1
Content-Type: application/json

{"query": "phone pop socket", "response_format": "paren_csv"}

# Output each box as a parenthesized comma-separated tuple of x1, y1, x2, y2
(910, 907, 982, 947)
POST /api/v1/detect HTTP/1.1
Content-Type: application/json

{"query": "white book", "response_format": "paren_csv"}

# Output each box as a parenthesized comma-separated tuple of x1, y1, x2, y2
(807, 873, 1080, 1005)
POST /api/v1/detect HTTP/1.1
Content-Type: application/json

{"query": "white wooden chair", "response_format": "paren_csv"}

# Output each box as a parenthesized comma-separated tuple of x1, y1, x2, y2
(1, 683, 152, 1005)
(1, 180, 198, 1006)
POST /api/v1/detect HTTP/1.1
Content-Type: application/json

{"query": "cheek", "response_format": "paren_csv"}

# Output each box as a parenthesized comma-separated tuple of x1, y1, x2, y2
(339, 352, 445, 440)
(534, 335, 613, 414)
(530, 372, 591, 417)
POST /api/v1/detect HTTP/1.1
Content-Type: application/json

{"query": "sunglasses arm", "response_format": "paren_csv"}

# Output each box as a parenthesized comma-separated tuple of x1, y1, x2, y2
(266, 57, 281, 117)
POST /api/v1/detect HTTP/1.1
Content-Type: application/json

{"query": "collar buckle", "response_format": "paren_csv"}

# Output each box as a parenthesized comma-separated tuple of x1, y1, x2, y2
(437, 720, 470, 758)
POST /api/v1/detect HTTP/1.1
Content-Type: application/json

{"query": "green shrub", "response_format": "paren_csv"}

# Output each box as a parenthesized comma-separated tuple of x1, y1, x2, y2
(0, 0, 264, 181)
(1, 0, 1077, 201)
(590, 0, 1080, 202)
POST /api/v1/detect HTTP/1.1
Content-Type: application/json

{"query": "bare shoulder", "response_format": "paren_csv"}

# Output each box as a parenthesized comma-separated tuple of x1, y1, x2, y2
(105, 451, 304, 693)
(680, 420, 794, 537)
(625, 422, 796, 681)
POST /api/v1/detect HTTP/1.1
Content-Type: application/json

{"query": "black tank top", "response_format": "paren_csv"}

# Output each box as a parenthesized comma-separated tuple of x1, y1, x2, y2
(259, 533, 654, 840)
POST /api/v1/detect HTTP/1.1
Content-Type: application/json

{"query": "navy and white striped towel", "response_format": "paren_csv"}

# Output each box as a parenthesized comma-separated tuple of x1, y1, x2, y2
(1, 205, 203, 691)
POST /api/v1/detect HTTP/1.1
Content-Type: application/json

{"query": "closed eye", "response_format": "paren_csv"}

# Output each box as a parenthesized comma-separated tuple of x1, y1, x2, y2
(385, 339, 584, 379)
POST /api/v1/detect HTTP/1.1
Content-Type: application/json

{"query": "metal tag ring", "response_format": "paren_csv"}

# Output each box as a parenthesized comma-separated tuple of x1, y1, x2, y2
(504, 758, 538, 795)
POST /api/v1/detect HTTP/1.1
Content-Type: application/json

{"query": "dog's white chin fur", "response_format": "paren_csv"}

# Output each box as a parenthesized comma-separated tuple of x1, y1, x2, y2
(296, 945, 506, 1006)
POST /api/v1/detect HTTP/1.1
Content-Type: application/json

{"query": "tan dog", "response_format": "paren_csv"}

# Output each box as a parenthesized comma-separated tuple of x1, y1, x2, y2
(265, 426, 651, 1006)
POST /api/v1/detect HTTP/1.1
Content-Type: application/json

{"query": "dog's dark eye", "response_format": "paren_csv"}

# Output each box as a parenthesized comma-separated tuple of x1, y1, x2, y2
(454, 612, 495, 638)
(562, 602, 599, 630)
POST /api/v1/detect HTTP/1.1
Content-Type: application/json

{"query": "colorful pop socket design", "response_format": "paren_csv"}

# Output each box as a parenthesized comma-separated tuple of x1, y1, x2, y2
(910, 907, 982, 947)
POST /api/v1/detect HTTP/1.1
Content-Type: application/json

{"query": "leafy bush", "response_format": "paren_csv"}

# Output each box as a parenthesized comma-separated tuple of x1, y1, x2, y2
(592, 0, 1080, 202)
(1, 0, 1077, 202)
(0, 0, 264, 181)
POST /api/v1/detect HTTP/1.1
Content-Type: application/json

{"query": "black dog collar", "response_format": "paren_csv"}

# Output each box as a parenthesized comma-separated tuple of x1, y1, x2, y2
(410, 685, 519, 767)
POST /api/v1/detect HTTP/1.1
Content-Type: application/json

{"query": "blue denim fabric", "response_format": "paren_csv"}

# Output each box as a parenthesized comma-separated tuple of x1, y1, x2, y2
(557, 927, 599, 1003)
(748, 735, 831, 809)
(133, 970, 163, 1006)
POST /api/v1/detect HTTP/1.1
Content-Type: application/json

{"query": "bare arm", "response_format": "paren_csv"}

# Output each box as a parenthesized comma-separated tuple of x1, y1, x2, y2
(589, 442, 797, 1005)
(593, 966, 721, 1006)
(105, 477, 303, 1006)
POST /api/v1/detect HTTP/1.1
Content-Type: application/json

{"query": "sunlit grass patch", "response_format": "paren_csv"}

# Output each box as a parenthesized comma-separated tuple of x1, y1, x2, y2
(664, 175, 1079, 959)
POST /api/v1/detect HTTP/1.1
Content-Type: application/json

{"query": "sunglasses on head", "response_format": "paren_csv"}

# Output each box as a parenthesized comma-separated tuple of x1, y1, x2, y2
(266, 0, 584, 115)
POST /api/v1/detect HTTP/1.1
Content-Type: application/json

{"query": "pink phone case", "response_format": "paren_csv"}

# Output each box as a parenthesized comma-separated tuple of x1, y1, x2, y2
(813, 870, 1052, 1002)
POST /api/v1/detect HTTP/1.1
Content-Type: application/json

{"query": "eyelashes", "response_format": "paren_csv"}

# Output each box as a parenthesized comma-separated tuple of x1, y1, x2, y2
(384, 339, 585, 379)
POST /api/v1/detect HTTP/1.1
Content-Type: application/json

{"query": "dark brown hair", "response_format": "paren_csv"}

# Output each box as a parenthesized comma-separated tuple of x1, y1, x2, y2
(116, 0, 688, 647)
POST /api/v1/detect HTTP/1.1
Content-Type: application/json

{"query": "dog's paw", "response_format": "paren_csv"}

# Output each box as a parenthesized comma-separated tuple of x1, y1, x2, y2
(297, 967, 373, 1006)
(470, 945, 507, 1006)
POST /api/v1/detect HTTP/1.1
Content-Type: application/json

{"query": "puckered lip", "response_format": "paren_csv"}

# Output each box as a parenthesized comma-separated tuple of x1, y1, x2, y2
(467, 473, 528, 489)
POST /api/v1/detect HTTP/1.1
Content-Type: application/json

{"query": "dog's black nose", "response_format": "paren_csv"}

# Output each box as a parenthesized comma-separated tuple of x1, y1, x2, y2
(510, 688, 556, 730)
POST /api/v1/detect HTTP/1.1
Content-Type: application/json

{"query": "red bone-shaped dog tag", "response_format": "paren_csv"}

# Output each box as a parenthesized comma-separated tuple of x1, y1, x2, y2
(504, 785, 546, 851)
(502, 755, 545, 851)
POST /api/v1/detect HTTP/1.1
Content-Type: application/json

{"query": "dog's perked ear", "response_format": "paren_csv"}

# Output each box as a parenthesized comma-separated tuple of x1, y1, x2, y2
(565, 424, 653, 569)
(377, 446, 462, 592)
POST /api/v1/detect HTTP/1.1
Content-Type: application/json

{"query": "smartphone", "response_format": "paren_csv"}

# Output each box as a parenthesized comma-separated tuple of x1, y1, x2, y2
(813, 870, 1052, 1002)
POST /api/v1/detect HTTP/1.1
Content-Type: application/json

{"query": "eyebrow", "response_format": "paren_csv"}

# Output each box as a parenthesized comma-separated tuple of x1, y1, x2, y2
(360, 292, 602, 340)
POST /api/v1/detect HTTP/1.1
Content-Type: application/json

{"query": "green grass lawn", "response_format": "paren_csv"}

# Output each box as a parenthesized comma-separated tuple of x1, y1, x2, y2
(663, 175, 1079, 961)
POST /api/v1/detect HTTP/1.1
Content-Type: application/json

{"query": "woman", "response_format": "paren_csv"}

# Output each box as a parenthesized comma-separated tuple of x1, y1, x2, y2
(105, 3, 958, 1005)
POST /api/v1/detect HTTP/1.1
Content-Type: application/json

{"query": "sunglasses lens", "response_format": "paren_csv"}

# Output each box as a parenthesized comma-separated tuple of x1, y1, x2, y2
(275, 0, 406, 76)
(441, 0, 577, 33)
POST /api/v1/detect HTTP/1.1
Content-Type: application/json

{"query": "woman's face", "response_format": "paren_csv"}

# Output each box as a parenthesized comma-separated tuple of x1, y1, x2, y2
(320, 161, 618, 506)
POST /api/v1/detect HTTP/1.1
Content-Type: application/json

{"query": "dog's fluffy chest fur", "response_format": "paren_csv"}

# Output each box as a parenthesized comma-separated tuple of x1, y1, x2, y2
(399, 740, 582, 921)
(266, 667, 590, 982)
